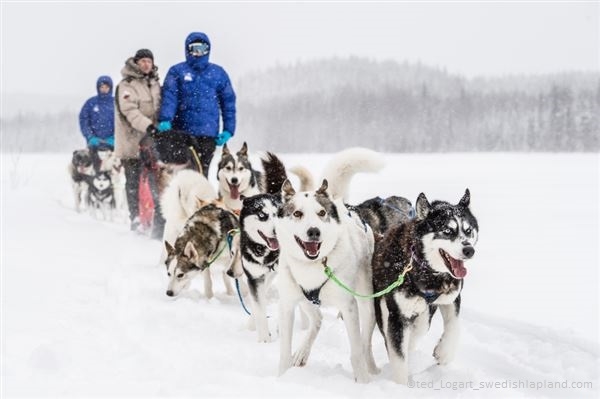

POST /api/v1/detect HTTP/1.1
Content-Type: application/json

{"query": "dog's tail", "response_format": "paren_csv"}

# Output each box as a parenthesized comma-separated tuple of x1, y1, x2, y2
(289, 165, 315, 192)
(262, 152, 288, 196)
(320, 147, 385, 201)
(160, 169, 217, 224)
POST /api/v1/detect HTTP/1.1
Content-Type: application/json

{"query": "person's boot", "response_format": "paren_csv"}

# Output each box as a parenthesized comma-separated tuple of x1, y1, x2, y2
(150, 214, 165, 240)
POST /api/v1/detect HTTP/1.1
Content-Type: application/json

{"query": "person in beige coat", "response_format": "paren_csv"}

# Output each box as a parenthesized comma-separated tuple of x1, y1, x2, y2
(115, 48, 164, 237)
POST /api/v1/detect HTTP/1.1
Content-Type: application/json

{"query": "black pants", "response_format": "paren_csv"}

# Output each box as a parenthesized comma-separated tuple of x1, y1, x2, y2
(122, 158, 142, 222)
(189, 136, 216, 178)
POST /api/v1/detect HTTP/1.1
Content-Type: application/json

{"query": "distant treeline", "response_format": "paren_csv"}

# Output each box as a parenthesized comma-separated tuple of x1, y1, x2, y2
(2, 57, 599, 153)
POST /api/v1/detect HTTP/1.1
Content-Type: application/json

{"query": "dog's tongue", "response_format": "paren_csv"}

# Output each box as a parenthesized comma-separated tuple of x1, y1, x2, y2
(450, 258, 467, 279)
(266, 237, 279, 251)
(228, 183, 240, 200)
(304, 241, 320, 257)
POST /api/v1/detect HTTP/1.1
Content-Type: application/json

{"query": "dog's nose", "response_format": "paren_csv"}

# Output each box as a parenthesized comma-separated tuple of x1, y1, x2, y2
(307, 227, 321, 241)
(166, 290, 174, 297)
(462, 246, 475, 258)
(231, 177, 238, 184)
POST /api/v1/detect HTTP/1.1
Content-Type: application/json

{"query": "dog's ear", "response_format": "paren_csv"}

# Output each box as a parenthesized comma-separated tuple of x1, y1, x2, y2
(184, 241, 199, 261)
(415, 193, 431, 220)
(459, 188, 470, 208)
(316, 179, 329, 196)
(196, 197, 209, 209)
(221, 144, 230, 157)
(213, 197, 226, 209)
(237, 142, 248, 157)
(282, 179, 295, 201)
(165, 241, 175, 255)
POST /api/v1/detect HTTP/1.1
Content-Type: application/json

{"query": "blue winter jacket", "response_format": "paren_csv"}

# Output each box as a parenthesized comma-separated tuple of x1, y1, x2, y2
(79, 76, 115, 141)
(158, 32, 236, 138)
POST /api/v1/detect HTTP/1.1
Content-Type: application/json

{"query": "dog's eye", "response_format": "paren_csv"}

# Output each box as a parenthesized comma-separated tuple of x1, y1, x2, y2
(226, 166, 232, 171)
(464, 227, 472, 235)
(177, 273, 184, 279)
(258, 212, 267, 221)
(238, 166, 244, 172)
(443, 228, 453, 235)
(317, 209, 326, 217)
(293, 210, 303, 218)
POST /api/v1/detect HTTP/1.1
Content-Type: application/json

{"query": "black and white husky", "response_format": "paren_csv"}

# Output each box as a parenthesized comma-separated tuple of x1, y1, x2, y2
(164, 203, 239, 298)
(217, 142, 264, 212)
(225, 152, 288, 342)
(371, 189, 478, 384)
(69, 149, 95, 212)
(87, 171, 116, 220)
(275, 147, 384, 383)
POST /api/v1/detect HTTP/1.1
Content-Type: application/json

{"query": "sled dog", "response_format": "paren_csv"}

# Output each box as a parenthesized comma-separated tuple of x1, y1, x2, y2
(225, 152, 289, 342)
(97, 148, 127, 218)
(217, 142, 264, 212)
(164, 203, 239, 298)
(159, 169, 218, 263)
(87, 171, 116, 220)
(371, 189, 478, 384)
(69, 149, 95, 212)
(276, 147, 384, 383)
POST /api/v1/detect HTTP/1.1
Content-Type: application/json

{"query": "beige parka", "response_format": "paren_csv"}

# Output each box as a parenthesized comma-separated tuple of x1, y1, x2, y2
(114, 58, 161, 159)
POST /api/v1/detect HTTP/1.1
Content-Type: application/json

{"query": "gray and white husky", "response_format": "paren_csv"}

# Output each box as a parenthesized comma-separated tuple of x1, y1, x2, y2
(275, 147, 384, 383)
(164, 203, 239, 298)
(217, 142, 263, 212)
(371, 189, 479, 384)
(69, 149, 95, 212)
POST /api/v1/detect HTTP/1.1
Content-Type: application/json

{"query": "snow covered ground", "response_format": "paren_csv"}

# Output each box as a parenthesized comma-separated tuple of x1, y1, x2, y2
(1, 151, 598, 398)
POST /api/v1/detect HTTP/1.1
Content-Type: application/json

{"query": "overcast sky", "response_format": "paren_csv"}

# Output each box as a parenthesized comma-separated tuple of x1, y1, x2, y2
(1, 1, 598, 100)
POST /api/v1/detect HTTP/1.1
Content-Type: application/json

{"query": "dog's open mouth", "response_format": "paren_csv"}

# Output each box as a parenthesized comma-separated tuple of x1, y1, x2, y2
(258, 230, 279, 251)
(440, 249, 467, 279)
(295, 236, 321, 260)
(228, 182, 240, 200)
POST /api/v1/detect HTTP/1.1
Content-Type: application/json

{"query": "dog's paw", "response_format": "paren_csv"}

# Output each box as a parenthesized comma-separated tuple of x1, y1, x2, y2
(257, 332, 272, 343)
(354, 369, 370, 384)
(292, 346, 311, 367)
(433, 341, 456, 365)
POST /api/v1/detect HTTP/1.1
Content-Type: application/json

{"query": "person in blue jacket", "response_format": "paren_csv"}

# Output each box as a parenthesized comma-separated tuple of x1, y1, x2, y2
(156, 32, 236, 177)
(79, 76, 115, 168)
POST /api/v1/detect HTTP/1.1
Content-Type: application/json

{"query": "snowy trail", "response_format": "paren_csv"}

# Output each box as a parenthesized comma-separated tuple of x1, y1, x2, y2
(2, 153, 598, 398)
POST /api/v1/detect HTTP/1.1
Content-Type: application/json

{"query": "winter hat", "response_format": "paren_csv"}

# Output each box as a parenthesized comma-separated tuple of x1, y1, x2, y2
(134, 49, 154, 63)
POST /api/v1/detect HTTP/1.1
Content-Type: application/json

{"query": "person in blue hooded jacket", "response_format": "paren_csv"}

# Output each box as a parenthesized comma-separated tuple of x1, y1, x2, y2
(156, 32, 236, 177)
(79, 75, 115, 150)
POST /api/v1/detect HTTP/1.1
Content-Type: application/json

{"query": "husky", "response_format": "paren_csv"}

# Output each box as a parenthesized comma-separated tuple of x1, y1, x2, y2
(352, 195, 415, 236)
(69, 149, 95, 212)
(276, 147, 384, 383)
(371, 189, 478, 384)
(159, 169, 218, 263)
(87, 171, 116, 220)
(164, 203, 239, 298)
(217, 142, 264, 212)
(97, 148, 127, 218)
(224, 152, 289, 342)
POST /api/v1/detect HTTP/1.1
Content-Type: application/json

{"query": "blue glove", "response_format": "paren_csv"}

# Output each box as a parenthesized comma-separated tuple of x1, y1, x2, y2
(88, 137, 100, 147)
(157, 121, 172, 132)
(215, 131, 232, 146)
(105, 136, 115, 147)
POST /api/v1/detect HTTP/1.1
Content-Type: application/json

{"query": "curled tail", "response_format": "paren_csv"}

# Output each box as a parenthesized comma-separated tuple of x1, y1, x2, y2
(289, 165, 315, 192)
(261, 152, 288, 196)
(320, 147, 385, 201)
